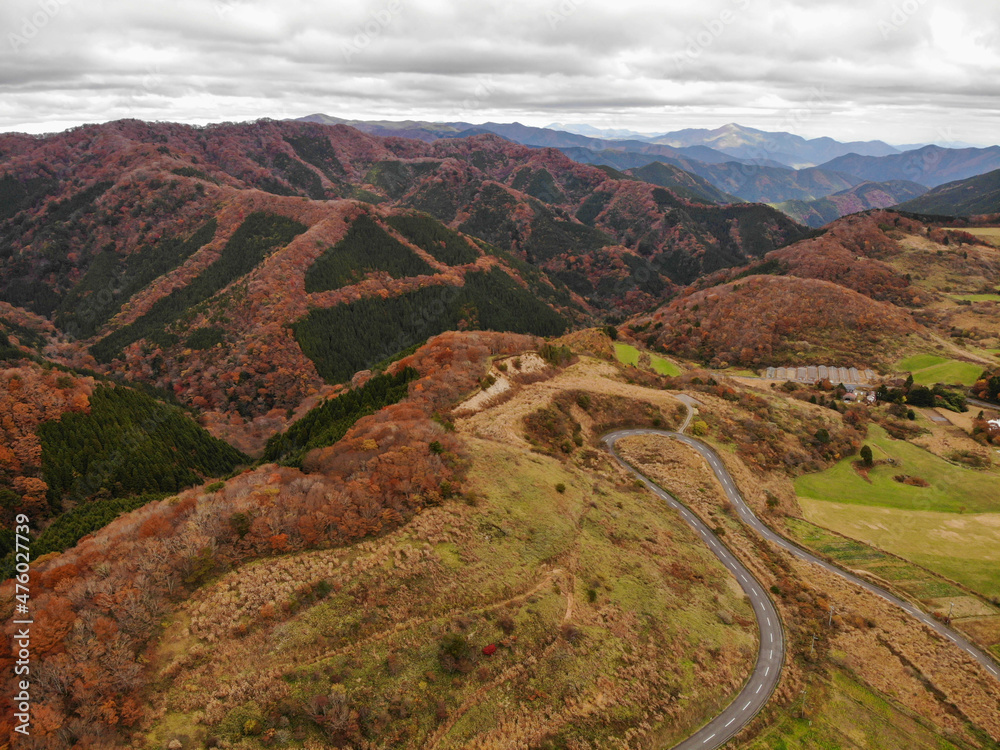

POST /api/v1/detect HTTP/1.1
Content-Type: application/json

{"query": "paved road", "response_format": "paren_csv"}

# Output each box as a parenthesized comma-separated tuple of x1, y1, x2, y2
(603, 427, 1000, 750)
(603, 430, 784, 750)
(968, 396, 1000, 412)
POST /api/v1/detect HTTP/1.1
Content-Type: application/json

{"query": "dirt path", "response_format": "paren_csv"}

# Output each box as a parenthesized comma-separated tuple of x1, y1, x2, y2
(455, 358, 684, 446)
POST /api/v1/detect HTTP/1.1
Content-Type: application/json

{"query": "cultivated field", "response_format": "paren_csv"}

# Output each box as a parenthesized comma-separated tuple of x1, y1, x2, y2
(960, 227, 1000, 247)
(896, 353, 986, 386)
(796, 500, 1000, 601)
(741, 666, 967, 750)
(785, 518, 1000, 653)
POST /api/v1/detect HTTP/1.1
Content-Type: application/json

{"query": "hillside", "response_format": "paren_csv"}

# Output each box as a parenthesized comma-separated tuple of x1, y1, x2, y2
(629, 208, 1000, 373)
(0, 347, 248, 577)
(0, 119, 808, 423)
(633, 274, 918, 369)
(820, 145, 1000, 188)
(627, 161, 742, 204)
(773, 180, 928, 228)
(5, 330, 997, 749)
(0, 333, 760, 748)
(896, 168, 1000, 216)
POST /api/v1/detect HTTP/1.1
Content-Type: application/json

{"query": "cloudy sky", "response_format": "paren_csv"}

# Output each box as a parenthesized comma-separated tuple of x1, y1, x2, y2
(2, 0, 998, 145)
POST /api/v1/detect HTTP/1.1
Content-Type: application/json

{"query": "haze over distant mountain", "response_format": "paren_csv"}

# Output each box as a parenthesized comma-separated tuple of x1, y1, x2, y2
(296, 115, 1000, 210)
(895, 168, 1000, 217)
(546, 123, 654, 140)
(820, 146, 1000, 188)
(296, 114, 740, 165)
(772, 180, 928, 228)
(648, 123, 901, 168)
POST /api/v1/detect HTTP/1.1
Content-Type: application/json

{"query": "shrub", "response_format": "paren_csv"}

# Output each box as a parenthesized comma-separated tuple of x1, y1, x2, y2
(229, 512, 252, 538)
(859, 445, 874, 467)
(691, 420, 709, 436)
(438, 633, 474, 674)
(555, 483, 566, 494)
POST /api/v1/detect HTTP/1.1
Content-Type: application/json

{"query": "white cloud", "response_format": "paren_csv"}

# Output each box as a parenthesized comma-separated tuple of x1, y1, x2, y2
(0, 0, 998, 144)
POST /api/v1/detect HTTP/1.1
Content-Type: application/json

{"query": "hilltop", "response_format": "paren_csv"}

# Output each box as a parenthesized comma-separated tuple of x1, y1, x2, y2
(897, 168, 1000, 217)
(774, 180, 927, 228)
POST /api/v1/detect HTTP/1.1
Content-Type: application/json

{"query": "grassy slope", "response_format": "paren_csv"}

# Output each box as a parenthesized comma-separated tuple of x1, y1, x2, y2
(794, 424, 1000, 513)
(741, 666, 966, 750)
(146, 437, 755, 748)
(897, 354, 986, 386)
(797, 500, 1000, 600)
(785, 517, 1000, 653)
(614, 343, 683, 376)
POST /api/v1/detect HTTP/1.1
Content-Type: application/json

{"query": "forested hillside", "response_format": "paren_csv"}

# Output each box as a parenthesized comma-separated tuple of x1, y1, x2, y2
(0, 331, 534, 746)
(625, 210, 990, 368)
(896, 168, 1000, 216)
(0, 119, 808, 433)
(39, 385, 247, 506)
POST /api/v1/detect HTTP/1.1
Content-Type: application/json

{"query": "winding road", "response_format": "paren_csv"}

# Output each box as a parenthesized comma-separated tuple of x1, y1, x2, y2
(603, 422, 1000, 750)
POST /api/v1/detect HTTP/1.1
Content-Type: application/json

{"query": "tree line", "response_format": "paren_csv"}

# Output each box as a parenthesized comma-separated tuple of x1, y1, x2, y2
(57, 219, 217, 339)
(305, 214, 433, 292)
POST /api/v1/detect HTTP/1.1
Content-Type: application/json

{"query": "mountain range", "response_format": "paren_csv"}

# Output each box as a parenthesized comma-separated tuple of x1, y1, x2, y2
(295, 116, 1000, 221)
(772, 180, 929, 228)
(2, 115, 1000, 748)
(0, 118, 807, 429)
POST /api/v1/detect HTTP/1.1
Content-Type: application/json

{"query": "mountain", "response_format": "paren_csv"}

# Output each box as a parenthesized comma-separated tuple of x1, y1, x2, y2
(895, 168, 1000, 216)
(649, 123, 900, 168)
(297, 116, 948, 204)
(296, 114, 743, 164)
(546, 122, 655, 140)
(558, 147, 860, 203)
(820, 145, 1000, 188)
(626, 161, 742, 204)
(629, 211, 943, 369)
(635, 273, 918, 368)
(0, 118, 806, 432)
(773, 180, 928, 227)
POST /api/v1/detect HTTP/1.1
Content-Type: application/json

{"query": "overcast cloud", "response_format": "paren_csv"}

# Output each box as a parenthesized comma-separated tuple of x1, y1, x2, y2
(1, 0, 998, 145)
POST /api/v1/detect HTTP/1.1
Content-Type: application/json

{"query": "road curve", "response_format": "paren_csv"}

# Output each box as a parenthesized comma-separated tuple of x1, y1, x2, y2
(604, 428, 1000, 750)
(603, 430, 785, 750)
(968, 396, 999, 412)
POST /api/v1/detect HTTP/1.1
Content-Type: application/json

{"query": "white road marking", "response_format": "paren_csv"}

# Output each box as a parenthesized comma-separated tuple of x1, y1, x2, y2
(743, 700, 752, 710)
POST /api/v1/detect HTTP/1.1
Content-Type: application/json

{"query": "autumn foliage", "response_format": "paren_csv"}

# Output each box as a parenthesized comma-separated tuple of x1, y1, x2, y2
(644, 274, 917, 369)
(0, 331, 535, 747)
